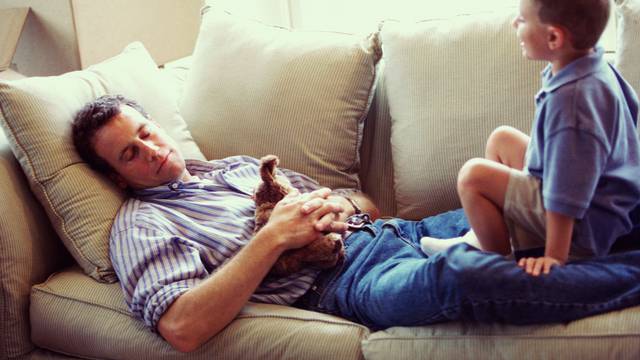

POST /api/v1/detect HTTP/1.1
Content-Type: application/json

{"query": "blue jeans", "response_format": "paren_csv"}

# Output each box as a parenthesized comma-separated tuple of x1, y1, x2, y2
(296, 209, 640, 330)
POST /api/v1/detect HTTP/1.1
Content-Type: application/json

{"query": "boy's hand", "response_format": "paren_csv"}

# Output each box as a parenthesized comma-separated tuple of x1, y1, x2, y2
(518, 256, 564, 276)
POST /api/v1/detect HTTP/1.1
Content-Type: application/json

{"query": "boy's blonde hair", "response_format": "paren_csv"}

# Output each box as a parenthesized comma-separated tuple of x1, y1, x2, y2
(534, 0, 610, 50)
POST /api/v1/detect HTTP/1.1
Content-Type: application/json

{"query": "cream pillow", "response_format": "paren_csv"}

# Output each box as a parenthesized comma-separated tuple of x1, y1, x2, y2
(0, 42, 205, 282)
(615, 0, 640, 103)
(180, 4, 381, 189)
(381, 11, 545, 219)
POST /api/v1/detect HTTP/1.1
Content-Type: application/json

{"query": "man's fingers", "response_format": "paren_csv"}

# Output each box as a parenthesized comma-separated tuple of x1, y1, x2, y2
(315, 218, 348, 233)
(314, 212, 337, 231)
(312, 201, 345, 230)
(543, 261, 553, 275)
(326, 221, 348, 234)
(305, 187, 331, 200)
(301, 195, 344, 215)
(301, 198, 324, 214)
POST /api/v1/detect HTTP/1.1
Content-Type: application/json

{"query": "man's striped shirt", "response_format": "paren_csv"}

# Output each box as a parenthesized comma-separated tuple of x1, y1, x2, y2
(110, 156, 322, 329)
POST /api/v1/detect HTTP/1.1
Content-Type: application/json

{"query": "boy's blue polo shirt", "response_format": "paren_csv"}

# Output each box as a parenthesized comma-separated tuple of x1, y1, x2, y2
(526, 47, 640, 256)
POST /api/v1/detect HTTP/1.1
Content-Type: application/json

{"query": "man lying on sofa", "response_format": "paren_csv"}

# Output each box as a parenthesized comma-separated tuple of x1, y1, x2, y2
(72, 94, 640, 352)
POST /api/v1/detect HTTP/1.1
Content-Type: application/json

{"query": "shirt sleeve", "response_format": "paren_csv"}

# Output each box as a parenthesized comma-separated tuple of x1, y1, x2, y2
(541, 128, 609, 219)
(110, 225, 210, 330)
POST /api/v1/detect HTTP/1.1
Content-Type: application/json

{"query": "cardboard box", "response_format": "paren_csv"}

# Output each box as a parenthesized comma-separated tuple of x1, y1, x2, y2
(0, 7, 28, 80)
(1, 0, 201, 77)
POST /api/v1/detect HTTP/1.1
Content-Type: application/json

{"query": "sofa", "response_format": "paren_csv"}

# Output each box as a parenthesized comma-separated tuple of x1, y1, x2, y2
(1, 1, 640, 359)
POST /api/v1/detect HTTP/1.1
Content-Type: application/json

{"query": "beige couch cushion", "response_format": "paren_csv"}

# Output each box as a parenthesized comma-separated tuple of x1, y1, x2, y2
(362, 309, 640, 359)
(381, 11, 545, 219)
(615, 0, 640, 104)
(0, 42, 205, 283)
(0, 131, 72, 359)
(180, 3, 381, 189)
(30, 267, 369, 360)
(359, 61, 397, 216)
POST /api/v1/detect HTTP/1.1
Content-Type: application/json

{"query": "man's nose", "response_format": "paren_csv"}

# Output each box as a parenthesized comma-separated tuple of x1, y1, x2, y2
(139, 139, 160, 160)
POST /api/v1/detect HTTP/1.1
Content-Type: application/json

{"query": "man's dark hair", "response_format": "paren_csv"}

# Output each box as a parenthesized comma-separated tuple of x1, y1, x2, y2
(534, 0, 610, 50)
(72, 94, 149, 175)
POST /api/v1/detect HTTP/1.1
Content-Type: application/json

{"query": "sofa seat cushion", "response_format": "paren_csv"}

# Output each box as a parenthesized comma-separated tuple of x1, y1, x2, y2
(362, 308, 640, 359)
(30, 267, 369, 360)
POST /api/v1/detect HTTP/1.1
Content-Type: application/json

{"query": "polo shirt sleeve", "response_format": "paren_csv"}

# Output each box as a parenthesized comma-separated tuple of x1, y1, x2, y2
(110, 225, 210, 330)
(539, 77, 620, 219)
(542, 128, 609, 219)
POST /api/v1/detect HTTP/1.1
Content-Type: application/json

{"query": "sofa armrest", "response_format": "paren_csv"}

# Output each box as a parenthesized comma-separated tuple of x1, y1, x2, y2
(0, 129, 72, 358)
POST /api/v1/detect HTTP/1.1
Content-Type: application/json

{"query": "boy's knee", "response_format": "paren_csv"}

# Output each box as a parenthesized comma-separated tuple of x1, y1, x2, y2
(487, 125, 515, 148)
(457, 158, 486, 194)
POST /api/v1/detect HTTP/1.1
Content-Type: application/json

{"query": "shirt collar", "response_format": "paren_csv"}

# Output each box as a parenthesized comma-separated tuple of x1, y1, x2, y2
(132, 159, 215, 198)
(538, 46, 605, 96)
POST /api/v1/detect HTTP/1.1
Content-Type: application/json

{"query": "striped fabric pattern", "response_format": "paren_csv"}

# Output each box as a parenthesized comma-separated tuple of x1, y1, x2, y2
(359, 61, 397, 216)
(111, 156, 323, 329)
(180, 4, 382, 191)
(0, 42, 205, 283)
(31, 267, 369, 360)
(0, 133, 72, 359)
(362, 309, 640, 359)
(381, 11, 547, 220)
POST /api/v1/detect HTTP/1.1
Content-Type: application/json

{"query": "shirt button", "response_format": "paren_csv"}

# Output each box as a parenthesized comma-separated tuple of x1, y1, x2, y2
(169, 183, 179, 190)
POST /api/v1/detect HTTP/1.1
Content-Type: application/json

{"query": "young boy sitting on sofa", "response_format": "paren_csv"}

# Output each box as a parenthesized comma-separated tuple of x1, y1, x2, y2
(421, 0, 640, 276)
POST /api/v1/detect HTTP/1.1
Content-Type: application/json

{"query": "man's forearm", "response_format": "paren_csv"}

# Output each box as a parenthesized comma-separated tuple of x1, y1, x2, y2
(544, 210, 574, 263)
(157, 187, 345, 352)
(157, 226, 285, 352)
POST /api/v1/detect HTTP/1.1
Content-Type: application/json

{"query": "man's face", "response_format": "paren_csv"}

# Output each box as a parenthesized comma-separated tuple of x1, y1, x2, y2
(512, 0, 552, 61)
(93, 105, 187, 189)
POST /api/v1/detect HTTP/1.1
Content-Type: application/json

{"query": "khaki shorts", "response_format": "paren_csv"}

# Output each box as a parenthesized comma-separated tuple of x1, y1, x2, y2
(504, 169, 592, 260)
(503, 169, 547, 257)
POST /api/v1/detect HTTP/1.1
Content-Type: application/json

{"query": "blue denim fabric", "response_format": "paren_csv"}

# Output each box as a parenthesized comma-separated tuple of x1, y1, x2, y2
(298, 209, 640, 330)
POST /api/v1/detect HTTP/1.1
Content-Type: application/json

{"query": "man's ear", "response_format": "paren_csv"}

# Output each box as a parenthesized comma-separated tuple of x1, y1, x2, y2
(109, 173, 129, 190)
(546, 25, 567, 50)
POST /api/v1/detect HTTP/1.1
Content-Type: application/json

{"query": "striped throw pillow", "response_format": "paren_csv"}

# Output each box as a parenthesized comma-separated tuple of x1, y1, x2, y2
(180, 4, 382, 190)
(0, 42, 204, 282)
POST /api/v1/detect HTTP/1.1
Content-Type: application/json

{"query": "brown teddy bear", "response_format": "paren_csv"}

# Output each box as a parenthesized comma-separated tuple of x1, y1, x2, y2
(254, 155, 345, 276)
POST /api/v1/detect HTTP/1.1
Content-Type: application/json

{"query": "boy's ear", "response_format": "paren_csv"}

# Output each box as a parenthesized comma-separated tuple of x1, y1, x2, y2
(546, 25, 567, 50)
(109, 173, 129, 190)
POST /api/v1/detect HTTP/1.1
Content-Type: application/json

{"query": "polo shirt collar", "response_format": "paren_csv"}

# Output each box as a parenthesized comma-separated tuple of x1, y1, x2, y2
(538, 46, 605, 96)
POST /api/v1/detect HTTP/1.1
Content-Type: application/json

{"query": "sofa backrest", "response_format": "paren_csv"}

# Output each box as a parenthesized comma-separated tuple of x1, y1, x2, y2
(359, 61, 397, 217)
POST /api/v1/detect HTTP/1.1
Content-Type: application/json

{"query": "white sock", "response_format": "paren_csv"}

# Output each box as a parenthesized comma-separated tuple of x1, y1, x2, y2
(420, 231, 479, 256)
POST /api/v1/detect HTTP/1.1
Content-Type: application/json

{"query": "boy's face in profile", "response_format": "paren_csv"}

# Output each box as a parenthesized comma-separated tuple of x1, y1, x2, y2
(512, 0, 551, 61)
